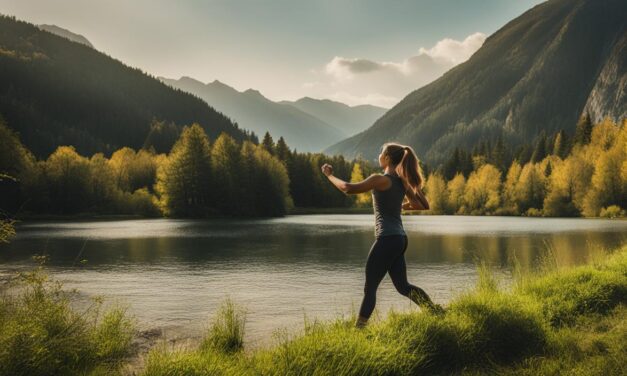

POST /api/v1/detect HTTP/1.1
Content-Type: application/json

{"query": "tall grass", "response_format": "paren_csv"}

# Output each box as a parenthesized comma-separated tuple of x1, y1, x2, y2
(0, 261, 136, 376)
(139, 244, 627, 375)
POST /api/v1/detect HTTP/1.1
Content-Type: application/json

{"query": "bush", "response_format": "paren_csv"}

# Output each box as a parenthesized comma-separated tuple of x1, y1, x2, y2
(599, 205, 625, 218)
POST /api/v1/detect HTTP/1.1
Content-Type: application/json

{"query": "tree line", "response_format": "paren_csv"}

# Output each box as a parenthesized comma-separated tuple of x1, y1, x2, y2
(423, 116, 626, 217)
(0, 118, 376, 218)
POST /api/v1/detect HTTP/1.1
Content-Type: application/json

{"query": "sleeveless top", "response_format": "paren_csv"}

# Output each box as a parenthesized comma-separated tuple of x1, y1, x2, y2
(372, 173, 407, 238)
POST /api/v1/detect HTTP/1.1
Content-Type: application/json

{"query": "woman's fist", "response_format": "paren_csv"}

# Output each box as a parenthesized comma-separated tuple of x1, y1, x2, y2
(321, 163, 334, 177)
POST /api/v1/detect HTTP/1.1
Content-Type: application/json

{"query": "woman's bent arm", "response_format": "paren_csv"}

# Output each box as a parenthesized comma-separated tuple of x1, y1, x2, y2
(321, 163, 388, 194)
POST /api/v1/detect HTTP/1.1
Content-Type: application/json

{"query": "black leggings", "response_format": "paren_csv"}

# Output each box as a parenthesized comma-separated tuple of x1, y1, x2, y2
(358, 234, 435, 319)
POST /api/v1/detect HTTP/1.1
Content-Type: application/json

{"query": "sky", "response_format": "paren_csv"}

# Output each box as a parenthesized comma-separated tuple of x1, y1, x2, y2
(0, 0, 545, 108)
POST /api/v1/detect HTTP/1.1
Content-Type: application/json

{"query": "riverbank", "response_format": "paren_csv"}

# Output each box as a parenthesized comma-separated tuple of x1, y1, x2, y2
(2, 243, 624, 375)
(137, 244, 627, 375)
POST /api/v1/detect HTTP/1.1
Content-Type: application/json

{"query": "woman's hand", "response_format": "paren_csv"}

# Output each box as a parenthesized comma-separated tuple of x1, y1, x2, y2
(321, 163, 334, 177)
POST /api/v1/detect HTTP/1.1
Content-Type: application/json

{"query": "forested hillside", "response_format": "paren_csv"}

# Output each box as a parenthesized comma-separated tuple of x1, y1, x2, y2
(0, 15, 255, 159)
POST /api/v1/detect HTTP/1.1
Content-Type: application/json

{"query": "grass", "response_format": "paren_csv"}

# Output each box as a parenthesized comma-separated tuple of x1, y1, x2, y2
(139, 243, 627, 376)
(0, 260, 136, 376)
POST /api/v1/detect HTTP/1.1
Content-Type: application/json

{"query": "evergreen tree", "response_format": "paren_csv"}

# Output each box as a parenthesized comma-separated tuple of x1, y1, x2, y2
(573, 112, 593, 145)
(261, 131, 275, 156)
(154, 124, 213, 217)
(531, 132, 547, 163)
(443, 147, 461, 180)
(275, 136, 291, 165)
(552, 130, 569, 159)
(211, 132, 244, 213)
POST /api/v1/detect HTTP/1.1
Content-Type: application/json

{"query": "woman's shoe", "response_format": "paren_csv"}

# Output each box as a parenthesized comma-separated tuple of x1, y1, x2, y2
(355, 316, 369, 329)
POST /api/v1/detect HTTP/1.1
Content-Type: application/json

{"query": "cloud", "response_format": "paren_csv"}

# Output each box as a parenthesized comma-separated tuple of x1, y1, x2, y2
(307, 32, 486, 107)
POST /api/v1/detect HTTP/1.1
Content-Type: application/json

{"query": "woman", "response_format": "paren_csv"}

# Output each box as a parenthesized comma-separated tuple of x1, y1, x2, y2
(321, 142, 443, 328)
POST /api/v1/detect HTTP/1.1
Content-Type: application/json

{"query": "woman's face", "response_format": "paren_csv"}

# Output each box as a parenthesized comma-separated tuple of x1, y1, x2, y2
(378, 148, 388, 168)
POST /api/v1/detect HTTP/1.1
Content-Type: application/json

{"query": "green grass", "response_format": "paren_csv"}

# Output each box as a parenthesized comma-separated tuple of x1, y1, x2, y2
(139, 244, 627, 376)
(0, 262, 136, 376)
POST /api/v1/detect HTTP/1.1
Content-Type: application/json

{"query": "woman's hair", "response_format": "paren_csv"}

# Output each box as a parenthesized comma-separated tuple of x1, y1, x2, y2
(382, 142, 425, 192)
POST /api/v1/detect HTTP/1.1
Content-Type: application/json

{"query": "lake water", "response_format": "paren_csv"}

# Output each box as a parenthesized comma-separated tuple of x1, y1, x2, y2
(1, 215, 625, 348)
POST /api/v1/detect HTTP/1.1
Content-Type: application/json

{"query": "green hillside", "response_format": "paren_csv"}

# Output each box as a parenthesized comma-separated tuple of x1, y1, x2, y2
(0, 15, 254, 158)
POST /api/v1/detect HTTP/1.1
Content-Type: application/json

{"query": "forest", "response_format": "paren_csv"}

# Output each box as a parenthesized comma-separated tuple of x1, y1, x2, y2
(0, 117, 375, 218)
(425, 115, 626, 217)
(1, 113, 625, 220)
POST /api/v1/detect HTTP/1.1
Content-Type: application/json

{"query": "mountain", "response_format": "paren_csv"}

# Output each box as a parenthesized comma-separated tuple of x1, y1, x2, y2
(38, 24, 94, 48)
(324, 0, 627, 168)
(159, 76, 351, 152)
(279, 97, 387, 137)
(0, 15, 252, 158)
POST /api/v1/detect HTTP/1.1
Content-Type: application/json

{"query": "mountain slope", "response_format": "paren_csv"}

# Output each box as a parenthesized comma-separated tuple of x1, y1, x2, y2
(278, 97, 387, 137)
(0, 15, 251, 158)
(324, 0, 627, 167)
(38, 24, 94, 48)
(159, 76, 350, 152)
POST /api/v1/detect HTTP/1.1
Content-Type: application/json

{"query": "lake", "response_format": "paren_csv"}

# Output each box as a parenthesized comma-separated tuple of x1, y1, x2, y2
(1, 215, 625, 348)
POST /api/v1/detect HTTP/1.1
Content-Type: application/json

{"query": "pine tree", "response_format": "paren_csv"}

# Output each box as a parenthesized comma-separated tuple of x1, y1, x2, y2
(553, 130, 569, 159)
(261, 131, 275, 156)
(443, 147, 461, 180)
(574, 112, 593, 145)
(531, 132, 547, 163)
(275, 136, 291, 164)
(154, 123, 213, 217)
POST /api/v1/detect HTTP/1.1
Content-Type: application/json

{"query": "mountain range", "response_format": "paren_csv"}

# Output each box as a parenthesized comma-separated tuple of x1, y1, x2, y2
(324, 0, 626, 168)
(159, 76, 387, 152)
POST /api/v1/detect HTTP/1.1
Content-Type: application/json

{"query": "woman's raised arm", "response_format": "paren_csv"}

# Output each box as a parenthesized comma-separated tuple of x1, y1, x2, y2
(321, 163, 389, 194)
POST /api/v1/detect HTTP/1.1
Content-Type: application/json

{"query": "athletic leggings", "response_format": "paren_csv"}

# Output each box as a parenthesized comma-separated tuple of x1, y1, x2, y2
(358, 234, 434, 319)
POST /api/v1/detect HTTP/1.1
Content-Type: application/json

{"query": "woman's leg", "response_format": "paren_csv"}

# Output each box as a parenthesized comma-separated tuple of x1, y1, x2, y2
(357, 235, 405, 325)
(388, 236, 442, 313)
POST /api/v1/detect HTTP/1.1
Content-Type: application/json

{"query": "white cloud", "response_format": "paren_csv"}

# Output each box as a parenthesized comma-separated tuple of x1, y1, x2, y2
(306, 32, 486, 108)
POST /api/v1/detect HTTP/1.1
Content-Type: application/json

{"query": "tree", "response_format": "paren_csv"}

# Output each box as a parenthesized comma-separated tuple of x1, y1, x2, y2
(582, 124, 626, 216)
(350, 163, 371, 207)
(552, 130, 569, 159)
(423, 173, 448, 214)
(43, 146, 92, 213)
(573, 112, 593, 146)
(515, 162, 547, 213)
(446, 173, 466, 214)
(275, 136, 291, 165)
(210, 132, 243, 213)
(261, 131, 275, 156)
(531, 132, 547, 163)
(443, 147, 461, 180)
(252, 145, 291, 216)
(463, 164, 502, 215)
(154, 123, 213, 217)
(502, 160, 523, 214)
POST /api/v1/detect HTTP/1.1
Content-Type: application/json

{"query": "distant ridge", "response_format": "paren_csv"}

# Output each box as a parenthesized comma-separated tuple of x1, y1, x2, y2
(38, 24, 94, 48)
(160, 76, 385, 152)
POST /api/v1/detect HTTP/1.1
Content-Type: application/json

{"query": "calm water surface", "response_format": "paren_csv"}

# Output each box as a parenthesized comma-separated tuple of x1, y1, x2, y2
(1, 215, 625, 347)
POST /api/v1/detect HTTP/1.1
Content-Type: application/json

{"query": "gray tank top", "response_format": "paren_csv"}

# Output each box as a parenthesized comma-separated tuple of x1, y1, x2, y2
(372, 173, 407, 238)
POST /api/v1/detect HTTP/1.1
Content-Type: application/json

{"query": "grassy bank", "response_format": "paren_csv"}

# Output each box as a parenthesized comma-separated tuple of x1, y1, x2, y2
(0, 263, 136, 376)
(141, 245, 626, 376)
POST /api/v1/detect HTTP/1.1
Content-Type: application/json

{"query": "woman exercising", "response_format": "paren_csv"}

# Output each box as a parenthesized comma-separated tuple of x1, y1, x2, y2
(321, 142, 443, 328)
